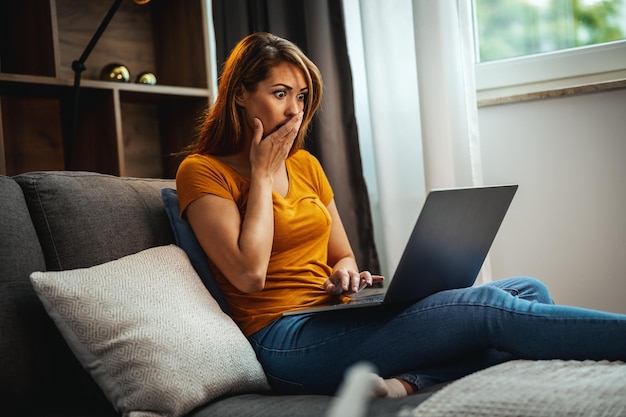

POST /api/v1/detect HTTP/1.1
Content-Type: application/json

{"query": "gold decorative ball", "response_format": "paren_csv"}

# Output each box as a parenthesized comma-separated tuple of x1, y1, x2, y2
(100, 64, 130, 83)
(135, 72, 157, 85)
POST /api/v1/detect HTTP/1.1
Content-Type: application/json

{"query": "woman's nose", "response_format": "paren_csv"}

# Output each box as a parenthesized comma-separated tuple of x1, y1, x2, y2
(286, 97, 302, 115)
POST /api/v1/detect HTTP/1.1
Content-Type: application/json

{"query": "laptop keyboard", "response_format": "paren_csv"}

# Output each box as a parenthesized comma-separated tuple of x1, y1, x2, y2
(349, 293, 385, 305)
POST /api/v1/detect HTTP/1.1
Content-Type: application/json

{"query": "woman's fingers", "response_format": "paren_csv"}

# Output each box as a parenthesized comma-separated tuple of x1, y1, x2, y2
(358, 271, 372, 291)
(251, 118, 265, 148)
(270, 112, 303, 152)
(324, 270, 381, 295)
(250, 112, 303, 175)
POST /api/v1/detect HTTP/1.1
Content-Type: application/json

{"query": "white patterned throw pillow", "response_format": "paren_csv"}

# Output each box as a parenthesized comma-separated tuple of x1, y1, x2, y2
(30, 245, 269, 417)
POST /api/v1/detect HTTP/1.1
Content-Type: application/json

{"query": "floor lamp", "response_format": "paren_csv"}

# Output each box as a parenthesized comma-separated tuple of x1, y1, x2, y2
(67, 0, 151, 170)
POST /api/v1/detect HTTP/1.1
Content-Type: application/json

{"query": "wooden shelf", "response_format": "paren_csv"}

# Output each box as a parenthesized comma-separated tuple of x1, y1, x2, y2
(0, 0, 212, 178)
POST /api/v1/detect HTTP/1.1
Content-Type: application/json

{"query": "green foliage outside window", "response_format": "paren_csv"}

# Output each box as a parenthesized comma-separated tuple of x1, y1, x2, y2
(475, 0, 626, 62)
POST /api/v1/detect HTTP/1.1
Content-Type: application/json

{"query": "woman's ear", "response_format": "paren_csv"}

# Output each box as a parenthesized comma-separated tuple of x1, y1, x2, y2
(234, 85, 246, 107)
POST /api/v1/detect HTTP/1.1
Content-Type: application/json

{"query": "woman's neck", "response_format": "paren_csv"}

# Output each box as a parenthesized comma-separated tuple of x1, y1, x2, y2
(215, 152, 251, 178)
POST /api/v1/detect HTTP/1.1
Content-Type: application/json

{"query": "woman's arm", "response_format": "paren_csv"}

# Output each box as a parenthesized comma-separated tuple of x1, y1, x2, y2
(324, 199, 374, 295)
(186, 114, 302, 293)
(186, 177, 273, 294)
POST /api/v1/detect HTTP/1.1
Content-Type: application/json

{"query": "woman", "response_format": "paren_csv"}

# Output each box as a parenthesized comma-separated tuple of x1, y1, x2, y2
(176, 32, 626, 397)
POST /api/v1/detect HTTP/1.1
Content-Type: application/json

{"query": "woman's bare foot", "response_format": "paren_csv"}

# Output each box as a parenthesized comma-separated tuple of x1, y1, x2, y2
(370, 375, 413, 398)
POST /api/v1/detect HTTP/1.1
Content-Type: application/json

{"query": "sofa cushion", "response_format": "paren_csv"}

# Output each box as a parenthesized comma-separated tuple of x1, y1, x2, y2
(0, 176, 47, 412)
(188, 390, 440, 417)
(9, 171, 178, 415)
(14, 171, 176, 271)
(161, 187, 230, 314)
(30, 245, 269, 417)
(411, 359, 626, 416)
(1, 175, 114, 416)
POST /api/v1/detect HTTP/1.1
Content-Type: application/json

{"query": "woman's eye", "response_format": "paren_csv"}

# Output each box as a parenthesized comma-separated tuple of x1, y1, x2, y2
(274, 90, 287, 98)
(297, 93, 306, 101)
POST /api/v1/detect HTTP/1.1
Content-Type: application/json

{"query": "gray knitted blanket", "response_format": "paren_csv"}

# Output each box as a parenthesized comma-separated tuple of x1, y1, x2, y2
(411, 360, 626, 417)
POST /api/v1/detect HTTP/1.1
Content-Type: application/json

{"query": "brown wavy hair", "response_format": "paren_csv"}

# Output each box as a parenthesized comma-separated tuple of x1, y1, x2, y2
(185, 32, 323, 156)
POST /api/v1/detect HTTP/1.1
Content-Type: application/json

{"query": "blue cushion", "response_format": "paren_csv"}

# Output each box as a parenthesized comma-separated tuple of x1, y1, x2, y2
(161, 188, 230, 314)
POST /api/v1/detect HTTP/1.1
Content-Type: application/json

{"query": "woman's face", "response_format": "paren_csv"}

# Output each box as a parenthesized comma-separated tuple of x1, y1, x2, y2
(236, 62, 308, 139)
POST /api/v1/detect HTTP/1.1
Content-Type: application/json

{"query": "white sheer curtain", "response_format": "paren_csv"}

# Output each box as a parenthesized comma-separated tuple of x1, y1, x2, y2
(413, 0, 483, 190)
(343, 0, 490, 282)
(343, 0, 425, 279)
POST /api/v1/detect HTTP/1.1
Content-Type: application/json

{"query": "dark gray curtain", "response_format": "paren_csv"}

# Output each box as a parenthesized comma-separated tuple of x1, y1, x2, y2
(213, 0, 380, 272)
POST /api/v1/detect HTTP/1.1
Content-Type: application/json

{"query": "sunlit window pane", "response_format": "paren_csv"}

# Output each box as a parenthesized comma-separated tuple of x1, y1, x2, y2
(474, 0, 626, 62)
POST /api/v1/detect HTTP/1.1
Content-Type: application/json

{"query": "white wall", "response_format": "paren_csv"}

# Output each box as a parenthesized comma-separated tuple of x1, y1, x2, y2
(478, 88, 626, 314)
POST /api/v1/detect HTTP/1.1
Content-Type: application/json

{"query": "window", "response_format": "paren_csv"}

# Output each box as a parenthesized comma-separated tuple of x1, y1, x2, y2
(474, 0, 626, 62)
(473, 0, 626, 98)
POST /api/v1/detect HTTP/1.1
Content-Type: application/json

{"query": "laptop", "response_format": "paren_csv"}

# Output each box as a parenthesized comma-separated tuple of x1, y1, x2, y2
(283, 184, 518, 316)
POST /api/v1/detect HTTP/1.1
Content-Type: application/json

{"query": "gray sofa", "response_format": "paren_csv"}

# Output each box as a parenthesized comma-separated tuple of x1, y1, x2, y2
(0, 171, 440, 417)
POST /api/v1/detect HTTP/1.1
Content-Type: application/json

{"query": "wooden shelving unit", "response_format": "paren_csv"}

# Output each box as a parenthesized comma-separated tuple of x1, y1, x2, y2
(0, 0, 212, 178)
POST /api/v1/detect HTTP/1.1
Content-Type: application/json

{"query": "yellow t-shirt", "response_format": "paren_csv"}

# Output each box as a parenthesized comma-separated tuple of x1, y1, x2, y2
(176, 150, 346, 336)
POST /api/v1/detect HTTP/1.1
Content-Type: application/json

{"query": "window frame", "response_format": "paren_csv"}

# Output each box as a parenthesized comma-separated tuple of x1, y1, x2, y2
(472, 0, 626, 102)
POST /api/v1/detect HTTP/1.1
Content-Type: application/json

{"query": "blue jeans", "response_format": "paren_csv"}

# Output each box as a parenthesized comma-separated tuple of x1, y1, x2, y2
(248, 277, 626, 395)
